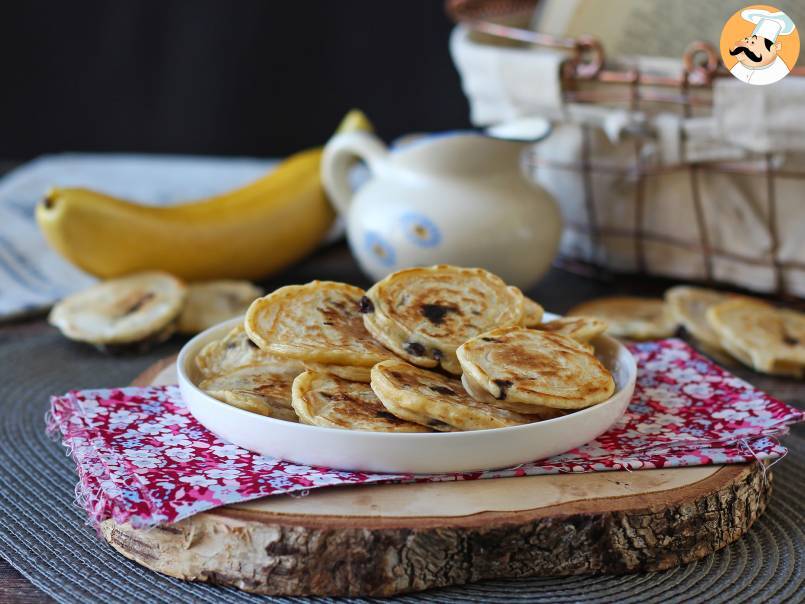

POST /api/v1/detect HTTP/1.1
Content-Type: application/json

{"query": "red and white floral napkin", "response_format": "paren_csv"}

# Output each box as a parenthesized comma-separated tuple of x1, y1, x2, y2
(48, 339, 803, 529)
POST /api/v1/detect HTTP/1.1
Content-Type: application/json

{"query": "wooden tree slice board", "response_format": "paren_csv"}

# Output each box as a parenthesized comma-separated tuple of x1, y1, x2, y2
(100, 357, 772, 597)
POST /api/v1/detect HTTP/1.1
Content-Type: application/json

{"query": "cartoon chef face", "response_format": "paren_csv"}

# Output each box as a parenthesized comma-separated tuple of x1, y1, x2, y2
(730, 34, 781, 68)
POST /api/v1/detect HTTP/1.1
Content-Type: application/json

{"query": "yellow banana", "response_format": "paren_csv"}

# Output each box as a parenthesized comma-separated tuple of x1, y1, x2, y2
(36, 110, 372, 281)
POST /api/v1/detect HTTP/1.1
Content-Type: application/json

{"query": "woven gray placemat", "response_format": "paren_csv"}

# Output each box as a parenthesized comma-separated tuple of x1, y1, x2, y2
(0, 326, 803, 604)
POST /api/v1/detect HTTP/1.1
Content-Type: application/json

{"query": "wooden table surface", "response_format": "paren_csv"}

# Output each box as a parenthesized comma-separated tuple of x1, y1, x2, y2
(2, 239, 804, 603)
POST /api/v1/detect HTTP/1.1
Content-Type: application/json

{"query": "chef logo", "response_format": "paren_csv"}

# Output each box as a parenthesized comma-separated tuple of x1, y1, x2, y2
(720, 5, 799, 86)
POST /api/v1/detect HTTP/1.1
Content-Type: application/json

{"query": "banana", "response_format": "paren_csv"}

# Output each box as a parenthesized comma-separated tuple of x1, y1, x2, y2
(36, 110, 372, 281)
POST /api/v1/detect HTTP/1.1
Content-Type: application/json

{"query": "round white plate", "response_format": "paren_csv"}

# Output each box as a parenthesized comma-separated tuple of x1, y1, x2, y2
(177, 314, 636, 474)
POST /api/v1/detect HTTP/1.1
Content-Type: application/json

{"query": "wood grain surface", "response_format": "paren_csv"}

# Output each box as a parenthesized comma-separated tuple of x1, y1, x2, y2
(99, 347, 771, 596)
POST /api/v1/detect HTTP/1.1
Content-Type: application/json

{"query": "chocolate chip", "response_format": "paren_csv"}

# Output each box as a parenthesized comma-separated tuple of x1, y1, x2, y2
(432, 348, 443, 360)
(429, 385, 455, 396)
(420, 303, 457, 325)
(493, 379, 514, 400)
(359, 296, 374, 313)
(405, 342, 426, 356)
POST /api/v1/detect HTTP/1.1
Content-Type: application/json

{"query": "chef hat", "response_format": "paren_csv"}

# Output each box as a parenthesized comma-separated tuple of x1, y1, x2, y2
(741, 9, 796, 42)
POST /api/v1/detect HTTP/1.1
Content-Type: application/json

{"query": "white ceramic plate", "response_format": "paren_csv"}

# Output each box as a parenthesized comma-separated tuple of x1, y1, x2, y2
(177, 314, 636, 474)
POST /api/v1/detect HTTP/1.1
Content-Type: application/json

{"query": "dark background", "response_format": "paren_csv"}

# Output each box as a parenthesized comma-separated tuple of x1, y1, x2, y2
(0, 1, 471, 160)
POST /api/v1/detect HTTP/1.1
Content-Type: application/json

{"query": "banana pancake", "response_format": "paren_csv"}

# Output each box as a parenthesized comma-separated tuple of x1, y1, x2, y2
(245, 281, 394, 368)
(302, 362, 372, 383)
(291, 371, 429, 432)
(520, 293, 545, 328)
(371, 359, 532, 431)
(567, 297, 676, 340)
(178, 280, 263, 334)
(535, 316, 607, 352)
(665, 286, 732, 350)
(49, 271, 185, 347)
(200, 364, 299, 421)
(460, 374, 565, 420)
(376, 395, 457, 432)
(195, 324, 304, 379)
(457, 327, 615, 409)
(706, 298, 805, 377)
(362, 265, 523, 374)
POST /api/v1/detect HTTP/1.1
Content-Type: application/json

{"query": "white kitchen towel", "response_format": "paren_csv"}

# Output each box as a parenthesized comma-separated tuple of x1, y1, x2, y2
(450, 25, 567, 126)
(713, 75, 805, 154)
(0, 153, 273, 320)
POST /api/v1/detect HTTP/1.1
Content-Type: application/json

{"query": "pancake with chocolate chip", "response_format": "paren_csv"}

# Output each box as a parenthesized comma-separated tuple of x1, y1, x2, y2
(362, 265, 523, 374)
(301, 362, 371, 383)
(460, 374, 565, 420)
(178, 280, 263, 334)
(520, 293, 545, 328)
(370, 359, 531, 431)
(49, 271, 185, 348)
(291, 371, 430, 432)
(200, 365, 299, 421)
(457, 327, 615, 410)
(567, 297, 676, 340)
(535, 316, 607, 352)
(245, 281, 395, 369)
(376, 394, 458, 432)
(195, 324, 304, 379)
(665, 286, 731, 351)
(706, 298, 805, 377)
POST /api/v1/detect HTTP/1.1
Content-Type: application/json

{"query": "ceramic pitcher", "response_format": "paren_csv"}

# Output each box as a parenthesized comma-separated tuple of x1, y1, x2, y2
(321, 131, 562, 289)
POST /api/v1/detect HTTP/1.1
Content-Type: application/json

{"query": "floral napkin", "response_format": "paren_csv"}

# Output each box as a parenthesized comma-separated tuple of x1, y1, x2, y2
(48, 339, 803, 529)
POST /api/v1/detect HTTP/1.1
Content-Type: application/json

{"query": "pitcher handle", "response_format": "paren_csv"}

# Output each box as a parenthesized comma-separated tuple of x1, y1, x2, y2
(322, 131, 389, 215)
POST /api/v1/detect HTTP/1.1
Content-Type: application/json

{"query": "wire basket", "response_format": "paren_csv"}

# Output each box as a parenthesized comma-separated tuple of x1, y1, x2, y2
(447, 0, 805, 300)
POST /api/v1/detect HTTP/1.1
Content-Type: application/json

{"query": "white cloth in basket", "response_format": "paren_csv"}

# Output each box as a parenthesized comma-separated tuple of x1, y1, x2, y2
(451, 25, 805, 296)
(449, 26, 566, 125)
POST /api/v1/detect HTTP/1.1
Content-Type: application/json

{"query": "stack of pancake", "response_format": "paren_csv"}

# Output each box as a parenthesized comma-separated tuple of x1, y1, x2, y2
(555, 288, 805, 378)
(195, 265, 616, 432)
(665, 286, 805, 378)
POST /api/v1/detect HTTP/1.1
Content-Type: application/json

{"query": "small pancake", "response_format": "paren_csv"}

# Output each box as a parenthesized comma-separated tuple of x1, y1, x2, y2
(457, 327, 615, 409)
(535, 316, 607, 349)
(519, 293, 545, 328)
(291, 371, 430, 432)
(177, 280, 263, 334)
(706, 298, 805, 378)
(302, 362, 372, 383)
(377, 395, 457, 432)
(200, 365, 299, 421)
(195, 325, 304, 379)
(362, 265, 524, 374)
(567, 297, 676, 340)
(371, 359, 532, 431)
(49, 271, 186, 346)
(665, 286, 736, 351)
(245, 281, 394, 368)
(460, 374, 565, 420)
